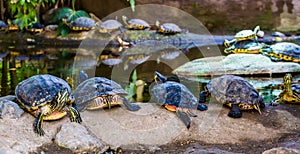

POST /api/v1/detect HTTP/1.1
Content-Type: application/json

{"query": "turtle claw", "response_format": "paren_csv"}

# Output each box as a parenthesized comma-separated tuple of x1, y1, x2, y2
(197, 104, 208, 111)
(228, 104, 242, 118)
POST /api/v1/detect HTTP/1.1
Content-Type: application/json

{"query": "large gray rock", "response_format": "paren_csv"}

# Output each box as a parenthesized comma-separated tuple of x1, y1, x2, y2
(0, 98, 24, 119)
(262, 147, 300, 154)
(55, 122, 109, 153)
(173, 54, 300, 76)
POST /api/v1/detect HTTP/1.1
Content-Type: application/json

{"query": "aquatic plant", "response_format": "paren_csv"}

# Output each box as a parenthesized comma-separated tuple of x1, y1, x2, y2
(125, 69, 137, 102)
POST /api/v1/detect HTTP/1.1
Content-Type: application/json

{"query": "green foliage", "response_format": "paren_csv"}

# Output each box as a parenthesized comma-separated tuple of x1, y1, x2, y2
(127, 0, 135, 12)
(9, 0, 55, 30)
(125, 69, 137, 102)
(51, 7, 89, 36)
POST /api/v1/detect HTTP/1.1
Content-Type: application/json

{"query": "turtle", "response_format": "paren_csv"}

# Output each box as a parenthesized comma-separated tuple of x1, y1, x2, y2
(234, 25, 261, 41)
(0, 20, 8, 31)
(63, 17, 95, 31)
(26, 22, 44, 33)
(74, 77, 141, 111)
(199, 75, 265, 118)
(261, 42, 300, 63)
(150, 71, 208, 129)
(15, 74, 82, 135)
(224, 39, 270, 54)
(122, 16, 150, 30)
(271, 74, 300, 105)
(155, 21, 182, 34)
(97, 19, 123, 33)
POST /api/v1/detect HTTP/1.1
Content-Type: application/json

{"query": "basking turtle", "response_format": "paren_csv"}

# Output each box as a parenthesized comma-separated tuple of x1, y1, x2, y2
(97, 19, 123, 33)
(151, 71, 207, 128)
(15, 74, 82, 135)
(122, 16, 150, 30)
(271, 74, 300, 105)
(234, 25, 261, 41)
(224, 39, 270, 54)
(0, 20, 8, 31)
(199, 75, 265, 118)
(261, 42, 300, 63)
(26, 22, 44, 33)
(74, 77, 141, 111)
(156, 21, 182, 34)
(63, 17, 95, 31)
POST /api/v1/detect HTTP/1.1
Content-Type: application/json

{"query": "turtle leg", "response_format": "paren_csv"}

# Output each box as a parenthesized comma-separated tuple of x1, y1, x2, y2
(33, 112, 45, 136)
(228, 104, 242, 118)
(198, 91, 209, 111)
(122, 97, 141, 111)
(176, 108, 191, 129)
(270, 97, 280, 106)
(67, 104, 82, 123)
(198, 90, 208, 103)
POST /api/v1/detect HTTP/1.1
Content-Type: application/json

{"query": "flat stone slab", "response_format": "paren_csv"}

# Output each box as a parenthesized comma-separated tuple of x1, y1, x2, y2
(173, 54, 300, 77)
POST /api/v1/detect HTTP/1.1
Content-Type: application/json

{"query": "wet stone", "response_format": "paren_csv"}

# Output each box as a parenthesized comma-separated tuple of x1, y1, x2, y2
(0, 98, 24, 119)
(54, 122, 109, 153)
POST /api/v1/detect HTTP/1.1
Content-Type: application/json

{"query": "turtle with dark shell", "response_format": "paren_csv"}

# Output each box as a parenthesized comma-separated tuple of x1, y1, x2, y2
(15, 74, 82, 135)
(74, 77, 140, 111)
(150, 71, 207, 128)
(199, 75, 265, 118)
(63, 17, 95, 31)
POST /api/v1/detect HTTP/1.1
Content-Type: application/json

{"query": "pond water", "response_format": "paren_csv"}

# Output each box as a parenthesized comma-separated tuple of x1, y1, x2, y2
(1, 41, 299, 104)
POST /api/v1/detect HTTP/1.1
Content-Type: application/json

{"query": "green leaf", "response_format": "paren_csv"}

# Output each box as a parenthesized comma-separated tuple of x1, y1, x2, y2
(129, 0, 135, 12)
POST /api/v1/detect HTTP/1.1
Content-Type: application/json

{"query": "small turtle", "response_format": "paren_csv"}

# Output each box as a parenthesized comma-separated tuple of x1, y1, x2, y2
(15, 74, 82, 135)
(74, 77, 141, 111)
(271, 74, 300, 105)
(151, 71, 207, 128)
(234, 25, 261, 41)
(26, 22, 44, 33)
(97, 19, 123, 33)
(63, 17, 95, 31)
(122, 16, 150, 30)
(0, 20, 8, 31)
(156, 21, 182, 34)
(261, 42, 300, 63)
(199, 75, 265, 118)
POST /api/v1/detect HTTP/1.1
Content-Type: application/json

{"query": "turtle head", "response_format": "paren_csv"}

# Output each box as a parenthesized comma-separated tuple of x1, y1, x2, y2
(154, 71, 166, 83)
(253, 25, 260, 34)
(122, 16, 128, 25)
(284, 73, 292, 85)
(56, 88, 71, 106)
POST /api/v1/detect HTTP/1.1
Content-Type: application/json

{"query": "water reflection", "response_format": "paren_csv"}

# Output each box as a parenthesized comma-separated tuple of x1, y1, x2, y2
(1, 44, 299, 105)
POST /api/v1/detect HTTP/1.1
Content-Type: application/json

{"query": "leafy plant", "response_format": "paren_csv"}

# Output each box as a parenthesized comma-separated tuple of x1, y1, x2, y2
(51, 6, 89, 36)
(9, 0, 55, 30)
(125, 69, 137, 102)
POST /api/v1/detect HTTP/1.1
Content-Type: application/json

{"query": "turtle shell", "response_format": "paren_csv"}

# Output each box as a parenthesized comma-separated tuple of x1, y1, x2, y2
(158, 23, 182, 34)
(127, 18, 150, 30)
(98, 19, 122, 32)
(150, 81, 198, 109)
(0, 20, 8, 30)
(207, 75, 262, 105)
(70, 17, 95, 30)
(15, 74, 74, 109)
(74, 77, 127, 107)
(234, 30, 256, 41)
